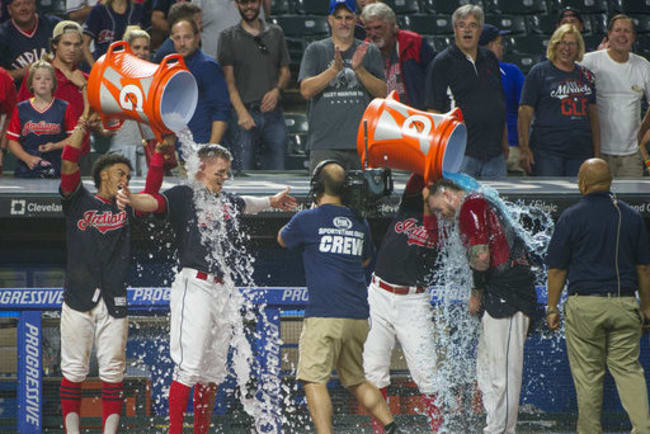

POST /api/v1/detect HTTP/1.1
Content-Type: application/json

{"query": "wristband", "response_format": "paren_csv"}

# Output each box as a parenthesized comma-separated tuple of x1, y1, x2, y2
(61, 145, 82, 163)
(645, 159, 650, 169)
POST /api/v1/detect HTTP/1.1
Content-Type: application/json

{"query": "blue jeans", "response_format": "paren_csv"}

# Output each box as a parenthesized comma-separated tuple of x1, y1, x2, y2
(230, 106, 287, 170)
(460, 154, 507, 178)
(532, 149, 588, 177)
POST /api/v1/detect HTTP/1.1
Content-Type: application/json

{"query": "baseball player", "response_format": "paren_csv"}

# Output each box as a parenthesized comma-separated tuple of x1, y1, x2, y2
(6, 60, 76, 178)
(117, 144, 296, 434)
(425, 178, 537, 434)
(362, 173, 443, 433)
(57, 86, 142, 433)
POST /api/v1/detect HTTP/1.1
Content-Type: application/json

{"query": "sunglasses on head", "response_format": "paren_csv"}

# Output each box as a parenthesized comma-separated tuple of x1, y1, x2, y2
(253, 35, 268, 54)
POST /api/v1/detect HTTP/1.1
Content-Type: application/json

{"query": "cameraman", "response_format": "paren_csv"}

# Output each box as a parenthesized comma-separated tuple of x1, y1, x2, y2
(277, 160, 402, 434)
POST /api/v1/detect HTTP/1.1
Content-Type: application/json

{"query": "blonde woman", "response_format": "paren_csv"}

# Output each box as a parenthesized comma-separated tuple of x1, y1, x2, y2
(518, 24, 600, 176)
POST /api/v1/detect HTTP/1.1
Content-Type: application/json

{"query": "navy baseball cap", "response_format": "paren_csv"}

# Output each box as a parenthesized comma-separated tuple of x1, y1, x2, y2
(558, 7, 584, 25)
(329, 0, 356, 15)
(479, 24, 508, 46)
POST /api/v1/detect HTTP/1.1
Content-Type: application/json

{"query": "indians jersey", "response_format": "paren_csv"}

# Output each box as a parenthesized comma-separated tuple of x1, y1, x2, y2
(0, 14, 60, 75)
(374, 174, 439, 287)
(83, 3, 144, 60)
(163, 185, 246, 277)
(61, 184, 133, 318)
(7, 98, 74, 177)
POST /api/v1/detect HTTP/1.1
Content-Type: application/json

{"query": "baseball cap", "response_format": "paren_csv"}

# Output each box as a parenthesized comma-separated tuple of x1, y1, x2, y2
(557, 7, 583, 25)
(479, 24, 508, 46)
(329, 0, 356, 15)
(52, 20, 83, 40)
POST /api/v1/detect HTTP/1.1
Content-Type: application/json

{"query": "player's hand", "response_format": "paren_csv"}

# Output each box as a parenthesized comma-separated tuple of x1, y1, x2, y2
(156, 134, 176, 153)
(69, 70, 88, 89)
(546, 312, 561, 330)
(520, 147, 534, 174)
(422, 186, 432, 216)
(38, 142, 57, 153)
(116, 184, 130, 210)
(238, 110, 256, 130)
(332, 46, 344, 73)
(86, 113, 102, 130)
(351, 42, 369, 71)
(261, 88, 280, 113)
(269, 187, 297, 210)
(468, 293, 481, 315)
(25, 155, 48, 170)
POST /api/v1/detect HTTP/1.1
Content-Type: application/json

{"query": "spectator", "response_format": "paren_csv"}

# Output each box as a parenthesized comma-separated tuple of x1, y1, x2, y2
(107, 26, 156, 176)
(479, 24, 526, 175)
(152, 1, 202, 63)
(6, 61, 76, 178)
(518, 24, 599, 177)
(66, 0, 98, 23)
(426, 5, 508, 178)
(218, 0, 290, 171)
(118, 144, 296, 434)
(18, 20, 92, 153)
(354, 0, 376, 39)
(557, 7, 584, 33)
(82, 0, 145, 67)
(581, 15, 650, 177)
(0, 0, 60, 84)
(0, 66, 17, 175)
(546, 158, 650, 434)
(277, 160, 402, 434)
(425, 178, 537, 434)
(361, 2, 434, 110)
(193, 0, 269, 60)
(299, 0, 386, 172)
(171, 17, 230, 145)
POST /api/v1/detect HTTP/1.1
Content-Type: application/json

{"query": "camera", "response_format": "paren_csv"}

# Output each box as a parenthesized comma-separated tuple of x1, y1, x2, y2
(343, 168, 394, 217)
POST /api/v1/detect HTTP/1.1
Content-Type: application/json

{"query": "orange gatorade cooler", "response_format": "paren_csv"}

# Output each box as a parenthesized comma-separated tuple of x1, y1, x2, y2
(88, 41, 198, 141)
(357, 91, 467, 184)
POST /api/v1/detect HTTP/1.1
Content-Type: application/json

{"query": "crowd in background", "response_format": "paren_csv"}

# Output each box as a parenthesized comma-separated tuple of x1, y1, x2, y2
(0, 0, 648, 179)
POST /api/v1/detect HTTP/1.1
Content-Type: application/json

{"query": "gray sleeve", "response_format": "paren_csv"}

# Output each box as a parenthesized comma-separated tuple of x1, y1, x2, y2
(216, 28, 233, 66)
(298, 42, 322, 83)
(363, 43, 385, 81)
(277, 28, 291, 67)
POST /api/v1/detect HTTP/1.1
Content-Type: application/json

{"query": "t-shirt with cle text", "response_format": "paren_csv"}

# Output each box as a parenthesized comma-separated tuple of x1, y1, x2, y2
(281, 204, 374, 319)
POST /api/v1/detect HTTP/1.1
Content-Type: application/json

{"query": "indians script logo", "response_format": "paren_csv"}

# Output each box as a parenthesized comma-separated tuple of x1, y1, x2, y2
(22, 121, 62, 136)
(394, 218, 436, 248)
(77, 210, 127, 233)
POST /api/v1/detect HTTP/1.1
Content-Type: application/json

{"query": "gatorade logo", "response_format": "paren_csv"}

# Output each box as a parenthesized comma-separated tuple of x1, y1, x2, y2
(402, 115, 433, 154)
(119, 84, 144, 112)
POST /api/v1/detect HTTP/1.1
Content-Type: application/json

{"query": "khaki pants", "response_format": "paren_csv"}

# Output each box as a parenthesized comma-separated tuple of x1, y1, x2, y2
(565, 295, 650, 434)
(602, 152, 643, 177)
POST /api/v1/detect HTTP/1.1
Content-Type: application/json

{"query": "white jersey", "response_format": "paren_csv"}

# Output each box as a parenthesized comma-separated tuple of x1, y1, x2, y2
(580, 50, 650, 156)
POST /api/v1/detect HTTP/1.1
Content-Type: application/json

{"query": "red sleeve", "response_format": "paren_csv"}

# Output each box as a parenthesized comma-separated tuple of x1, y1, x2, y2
(17, 73, 32, 102)
(458, 195, 490, 247)
(6, 106, 20, 141)
(405, 173, 425, 194)
(144, 152, 164, 194)
(423, 214, 439, 245)
(63, 103, 76, 136)
(0, 70, 17, 115)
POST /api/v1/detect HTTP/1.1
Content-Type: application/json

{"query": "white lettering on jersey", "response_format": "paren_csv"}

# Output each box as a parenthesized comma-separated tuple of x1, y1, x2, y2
(319, 235, 363, 256)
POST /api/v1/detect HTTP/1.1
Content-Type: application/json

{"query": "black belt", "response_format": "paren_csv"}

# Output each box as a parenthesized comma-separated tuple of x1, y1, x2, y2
(245, 102, 261, 111)
(573, 291, 636, 297)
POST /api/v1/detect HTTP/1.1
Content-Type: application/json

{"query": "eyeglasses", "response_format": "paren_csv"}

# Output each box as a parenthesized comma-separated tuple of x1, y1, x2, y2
(558, 40, 578, 48)
(253, 35, 268, 54)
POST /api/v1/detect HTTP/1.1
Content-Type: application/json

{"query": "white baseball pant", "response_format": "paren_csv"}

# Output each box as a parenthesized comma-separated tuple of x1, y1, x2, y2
(170, 267, 234, 387)
(363, 275, 439, 394)
(60, 299, 127, 383)
(476, 310, 529, 434)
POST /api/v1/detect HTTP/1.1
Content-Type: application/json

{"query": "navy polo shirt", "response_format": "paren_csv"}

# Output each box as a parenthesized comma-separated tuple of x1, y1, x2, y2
(546, 191, 650, 296)
(425, 44, 505, 160)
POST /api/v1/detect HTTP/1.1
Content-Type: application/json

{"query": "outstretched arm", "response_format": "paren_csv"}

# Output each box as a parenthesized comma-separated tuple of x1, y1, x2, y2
(60, 89, 91, 196)
(243, 187, 297, 214)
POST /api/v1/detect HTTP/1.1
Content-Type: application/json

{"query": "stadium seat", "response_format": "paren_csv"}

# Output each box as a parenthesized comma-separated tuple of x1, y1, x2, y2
(383, 0, 420, 15)
(485, 14, 527, 35)
(424, 35, 453, 52)
(487, 0, 547, 15)
(270, 0, 292, 16)
(556, 0, 608, 14)
(422, 0, 483, 15)
(632, 14, 650, 33)
(402, 14, 453, 35)
(284, 112, 309, 170)
(587, 13, 607, 34)
(582, 33, 606, 50)
(503, 52, 543, 74)
(38, 0, 66, 17)
(295, 0, 330, 15)
(634, 33, 650, 51)
(527, 14, 558, 35)
(611, 0, 650, 13)
(508, 34, 549, 54)
(271, 16, 330, 37)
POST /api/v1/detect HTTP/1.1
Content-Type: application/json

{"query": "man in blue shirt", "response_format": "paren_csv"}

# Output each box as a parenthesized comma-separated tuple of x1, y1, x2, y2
(277, 160, 402, 434)
(546, 158, 650, 434)
(171, 16, 230, 145)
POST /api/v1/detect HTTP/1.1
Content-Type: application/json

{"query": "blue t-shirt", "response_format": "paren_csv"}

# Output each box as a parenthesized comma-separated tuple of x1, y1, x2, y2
(520, 60, 596, 158)
(281, 204, 373, 319)
(500, 61, 525, 148)
(546, 192, 650, 296)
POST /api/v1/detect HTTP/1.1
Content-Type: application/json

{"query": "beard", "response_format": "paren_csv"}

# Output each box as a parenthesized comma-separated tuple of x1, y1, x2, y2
(239, 7, 260, 23)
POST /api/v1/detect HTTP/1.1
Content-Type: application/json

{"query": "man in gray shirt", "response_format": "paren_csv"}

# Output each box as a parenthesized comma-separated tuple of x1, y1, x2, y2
(218, 0, 290, 170)
(299, 0, 386, 171)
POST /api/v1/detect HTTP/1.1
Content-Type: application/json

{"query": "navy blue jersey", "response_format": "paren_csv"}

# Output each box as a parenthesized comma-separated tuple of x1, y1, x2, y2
(60, 184, 133, 318)
(281, 204, 373, 319)
(83, 3, 144, 60)
(0, 14, 60, 75)
(7, 98, 75, 178)
(163, 185, 246, 277)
